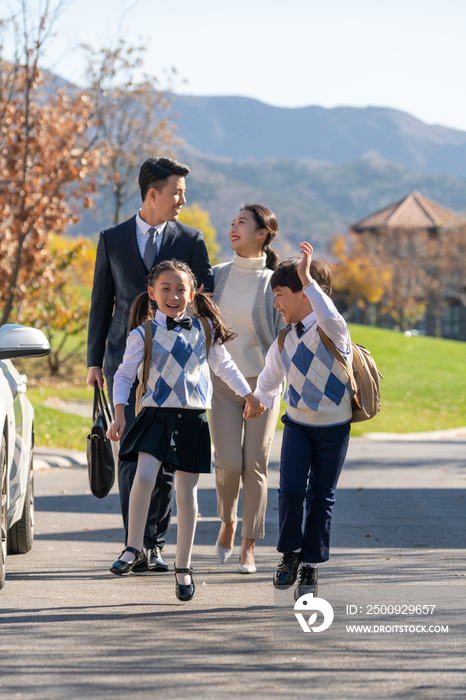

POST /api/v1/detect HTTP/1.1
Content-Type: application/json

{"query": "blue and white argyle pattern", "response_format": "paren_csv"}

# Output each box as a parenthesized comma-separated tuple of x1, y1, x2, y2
(282, 325, 351, 412)
(138, 317, 211, 410)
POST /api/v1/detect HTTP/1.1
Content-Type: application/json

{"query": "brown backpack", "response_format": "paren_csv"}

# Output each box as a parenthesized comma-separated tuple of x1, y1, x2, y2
(135, 317, 212, 417)
(277, 325, 382, 423)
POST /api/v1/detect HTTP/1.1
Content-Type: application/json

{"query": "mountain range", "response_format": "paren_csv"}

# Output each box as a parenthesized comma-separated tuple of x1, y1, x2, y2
(173, 95, 466, 178)
(71, 93, 466, 257)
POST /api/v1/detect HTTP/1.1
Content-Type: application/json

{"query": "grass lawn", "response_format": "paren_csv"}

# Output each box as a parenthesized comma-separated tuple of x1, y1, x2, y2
(16, 338, 92, 450)
(26, 384, 95, 451)
(16, 324, 466, 448)
(31, 403, 91, 451)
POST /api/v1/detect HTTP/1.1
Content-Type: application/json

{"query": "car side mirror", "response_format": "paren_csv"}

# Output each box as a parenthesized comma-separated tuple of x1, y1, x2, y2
(0, 324, 51, 360)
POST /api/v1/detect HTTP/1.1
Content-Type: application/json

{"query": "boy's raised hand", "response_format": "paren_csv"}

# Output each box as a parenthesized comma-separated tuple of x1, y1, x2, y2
(297, 241, 314, 288)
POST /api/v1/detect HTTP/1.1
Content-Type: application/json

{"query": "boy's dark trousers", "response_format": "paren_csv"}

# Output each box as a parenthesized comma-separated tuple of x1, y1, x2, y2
(105, 373, 174, 550)
(277, 415, 351, 563)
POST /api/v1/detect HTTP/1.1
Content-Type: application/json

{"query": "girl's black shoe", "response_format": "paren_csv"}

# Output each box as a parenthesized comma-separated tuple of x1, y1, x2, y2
(110, 546, 144, 576)
(174, 567, 195, 601)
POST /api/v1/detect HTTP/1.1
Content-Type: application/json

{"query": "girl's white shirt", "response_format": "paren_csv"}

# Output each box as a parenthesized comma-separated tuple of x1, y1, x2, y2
(255, 281, 352, 412)
(113, 309, 251, 407)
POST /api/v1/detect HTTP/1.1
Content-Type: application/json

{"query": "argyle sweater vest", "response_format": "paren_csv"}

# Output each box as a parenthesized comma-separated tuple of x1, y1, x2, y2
(282, 324, 352, 425)
(138, 317, 211, 410)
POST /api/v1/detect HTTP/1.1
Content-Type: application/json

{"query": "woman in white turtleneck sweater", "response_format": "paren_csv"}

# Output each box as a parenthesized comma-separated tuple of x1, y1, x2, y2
(210, 205, 285, 573)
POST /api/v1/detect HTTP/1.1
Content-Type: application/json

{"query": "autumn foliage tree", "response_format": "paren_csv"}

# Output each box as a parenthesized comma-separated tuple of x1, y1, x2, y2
(332, 224, 466, 334)
(16, 236, 91, 376)
(0, 1, 102, 325)
(83, 39, 179, 226)
(331, 235, 391, 324)
(376, 229, 436, 331)
(52, 233, 97, 288)
(178, 203, 220, 265)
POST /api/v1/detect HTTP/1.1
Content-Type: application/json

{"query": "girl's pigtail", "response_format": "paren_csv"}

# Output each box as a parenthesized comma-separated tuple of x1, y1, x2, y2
(194, 292, 237, 344)
(128, 291, 154, 333)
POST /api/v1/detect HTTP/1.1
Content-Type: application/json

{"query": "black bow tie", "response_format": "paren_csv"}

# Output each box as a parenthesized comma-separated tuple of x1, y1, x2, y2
(166, 316, 193, 331)
(296, 321, 306, 338)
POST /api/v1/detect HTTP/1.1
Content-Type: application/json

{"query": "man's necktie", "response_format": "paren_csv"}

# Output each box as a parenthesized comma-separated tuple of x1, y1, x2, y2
(296, 321, 305, 338)
(166, 317, 193, 331)
(143, 227, 157, 270)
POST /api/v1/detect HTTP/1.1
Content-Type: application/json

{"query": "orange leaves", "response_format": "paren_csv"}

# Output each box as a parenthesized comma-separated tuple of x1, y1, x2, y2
(17, 238, 91, 347)
(178, 204, 220, 265)
(331, 226, 465, 332)
(0, 66, 103, 323)
(332, 235, 391, 309)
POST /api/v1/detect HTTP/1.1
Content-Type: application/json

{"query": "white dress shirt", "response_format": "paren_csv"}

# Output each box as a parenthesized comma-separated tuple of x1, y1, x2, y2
(113, 309, 252, 407)
(136, 211, 167, 259)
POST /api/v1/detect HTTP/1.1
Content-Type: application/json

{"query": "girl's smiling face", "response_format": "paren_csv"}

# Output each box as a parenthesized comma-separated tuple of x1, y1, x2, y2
(148, 269, 195, 318)
(229, 209, 267, 258)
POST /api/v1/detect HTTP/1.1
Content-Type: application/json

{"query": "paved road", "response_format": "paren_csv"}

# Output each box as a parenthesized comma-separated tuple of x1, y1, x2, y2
(1, 433, 465, 699)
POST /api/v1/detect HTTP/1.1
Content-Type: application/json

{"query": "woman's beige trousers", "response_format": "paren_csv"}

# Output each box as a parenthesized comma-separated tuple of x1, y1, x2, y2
(209, 375, 281, 539)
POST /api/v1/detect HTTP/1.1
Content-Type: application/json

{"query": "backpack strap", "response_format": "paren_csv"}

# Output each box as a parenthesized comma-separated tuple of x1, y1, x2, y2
(198, 316, 212, 359)
(317, 327, 358, 398)
(277, 325, 291, 354)
(141, 320, 152, 394)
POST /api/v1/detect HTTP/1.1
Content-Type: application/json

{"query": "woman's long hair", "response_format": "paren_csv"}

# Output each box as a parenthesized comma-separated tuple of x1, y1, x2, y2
(241, 204, 279, 270)
(128, 259, 237, 344)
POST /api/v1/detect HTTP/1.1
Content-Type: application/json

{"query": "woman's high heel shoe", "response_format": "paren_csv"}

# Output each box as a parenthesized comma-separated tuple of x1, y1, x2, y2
(215, 540, 233, 563)
(110, 546, 144, 576)
(174, 567, 195, 601)
(238, 555, 256, 574)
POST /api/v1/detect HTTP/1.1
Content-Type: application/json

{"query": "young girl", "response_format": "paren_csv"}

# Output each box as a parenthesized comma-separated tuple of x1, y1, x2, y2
(107, 259, 264, 602)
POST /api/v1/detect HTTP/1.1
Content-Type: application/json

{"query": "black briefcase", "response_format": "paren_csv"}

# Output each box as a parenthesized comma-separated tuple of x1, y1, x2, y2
(86, 382, 115, 499)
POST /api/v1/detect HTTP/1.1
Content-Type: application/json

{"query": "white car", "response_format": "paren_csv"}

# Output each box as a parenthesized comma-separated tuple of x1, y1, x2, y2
(0, 324, 50, 589)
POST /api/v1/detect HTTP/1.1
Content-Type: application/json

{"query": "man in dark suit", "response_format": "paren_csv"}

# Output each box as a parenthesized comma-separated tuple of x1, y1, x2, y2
(87, 156, 213, 571)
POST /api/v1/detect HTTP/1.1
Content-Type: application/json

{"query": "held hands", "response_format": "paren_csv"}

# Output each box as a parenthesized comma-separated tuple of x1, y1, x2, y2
(243, 393, 266, 420)
(107, 405, 126, 441)
(297, 241, 314, 289)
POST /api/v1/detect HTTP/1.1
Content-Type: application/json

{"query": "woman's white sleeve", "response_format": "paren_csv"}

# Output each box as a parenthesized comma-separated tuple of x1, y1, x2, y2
(113, 330, 145, 406)
(254, 339, 286, 409)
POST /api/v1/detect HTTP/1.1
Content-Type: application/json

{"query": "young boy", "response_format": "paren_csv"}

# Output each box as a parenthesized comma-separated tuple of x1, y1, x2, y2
(246, 242, 352, 599)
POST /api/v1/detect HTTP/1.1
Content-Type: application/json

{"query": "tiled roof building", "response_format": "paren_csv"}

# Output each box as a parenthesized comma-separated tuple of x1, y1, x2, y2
(347, 192, 466, 339)
(351, 191, 466, 233)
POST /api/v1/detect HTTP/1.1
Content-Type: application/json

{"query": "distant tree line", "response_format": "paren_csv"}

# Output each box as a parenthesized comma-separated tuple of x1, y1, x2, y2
(331, 225, 466, 336)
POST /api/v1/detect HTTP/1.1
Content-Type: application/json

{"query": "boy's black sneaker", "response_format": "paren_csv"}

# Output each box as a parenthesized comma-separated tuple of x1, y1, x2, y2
(294, 565, 318, 601)
(273, 552, 302, 587)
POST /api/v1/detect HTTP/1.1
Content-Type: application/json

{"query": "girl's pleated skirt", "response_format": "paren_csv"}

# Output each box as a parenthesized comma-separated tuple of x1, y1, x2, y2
(119, 406, 212, 474)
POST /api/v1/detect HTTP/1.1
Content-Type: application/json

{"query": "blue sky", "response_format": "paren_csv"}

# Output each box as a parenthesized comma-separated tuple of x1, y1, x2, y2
(5, 0, 466, 131)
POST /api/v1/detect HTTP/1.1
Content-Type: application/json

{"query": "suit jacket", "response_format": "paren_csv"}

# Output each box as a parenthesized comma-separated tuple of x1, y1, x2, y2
(87, 216, 213, 375)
